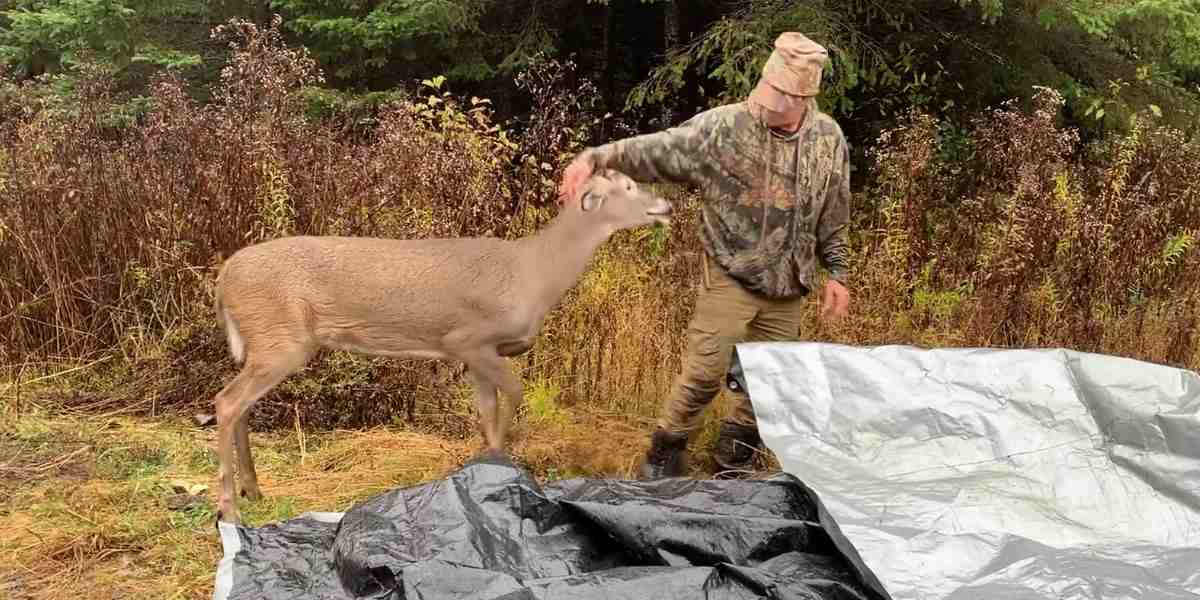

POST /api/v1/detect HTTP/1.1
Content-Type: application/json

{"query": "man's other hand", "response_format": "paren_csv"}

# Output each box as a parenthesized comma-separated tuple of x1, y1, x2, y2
(820, 279, 849, 321)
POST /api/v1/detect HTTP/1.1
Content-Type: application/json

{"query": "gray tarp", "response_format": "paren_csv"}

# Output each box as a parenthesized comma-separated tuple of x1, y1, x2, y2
(732, 342, 1200, 600)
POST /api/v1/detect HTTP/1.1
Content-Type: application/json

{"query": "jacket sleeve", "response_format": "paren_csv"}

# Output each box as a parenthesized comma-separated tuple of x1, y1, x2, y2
(588, 113, 710, 186)
(817, 135, 852, 284)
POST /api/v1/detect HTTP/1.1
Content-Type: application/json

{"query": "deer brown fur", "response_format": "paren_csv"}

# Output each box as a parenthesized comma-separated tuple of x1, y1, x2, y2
(210, 169, 672, 523)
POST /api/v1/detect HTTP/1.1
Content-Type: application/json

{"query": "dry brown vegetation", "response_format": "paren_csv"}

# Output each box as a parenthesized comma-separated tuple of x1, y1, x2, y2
(2, 18, 1200, 599)
(3, 20, 1195, 427)
(0, 403, 670, 599)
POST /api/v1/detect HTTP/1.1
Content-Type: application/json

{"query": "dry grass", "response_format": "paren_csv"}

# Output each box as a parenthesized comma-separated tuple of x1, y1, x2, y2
(1, 409, 233, 600)
(0, 393, 759, 600)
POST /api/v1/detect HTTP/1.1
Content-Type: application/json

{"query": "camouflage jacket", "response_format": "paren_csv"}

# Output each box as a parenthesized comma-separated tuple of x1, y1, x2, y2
(589, 100, 851, 299)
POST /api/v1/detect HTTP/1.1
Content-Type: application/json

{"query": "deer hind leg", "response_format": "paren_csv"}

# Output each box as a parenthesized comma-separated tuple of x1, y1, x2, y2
(214, 345, 310, 524)
(235, 416, 261, 501)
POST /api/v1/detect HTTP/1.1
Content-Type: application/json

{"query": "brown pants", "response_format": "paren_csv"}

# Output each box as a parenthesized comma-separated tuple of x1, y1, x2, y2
(658, 257, 806, 434)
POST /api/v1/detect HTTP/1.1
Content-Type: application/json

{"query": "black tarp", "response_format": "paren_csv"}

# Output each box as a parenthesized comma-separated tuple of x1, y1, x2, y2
(213, 453, 890, 599)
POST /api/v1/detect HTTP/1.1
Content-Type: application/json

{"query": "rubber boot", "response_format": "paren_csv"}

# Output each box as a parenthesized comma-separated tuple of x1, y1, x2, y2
(637, 428, 688, 480)
(712, 421, 762, 478)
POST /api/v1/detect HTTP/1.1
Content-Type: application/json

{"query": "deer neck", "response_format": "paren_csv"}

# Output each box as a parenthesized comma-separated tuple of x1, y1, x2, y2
(519, 210, 615, 314)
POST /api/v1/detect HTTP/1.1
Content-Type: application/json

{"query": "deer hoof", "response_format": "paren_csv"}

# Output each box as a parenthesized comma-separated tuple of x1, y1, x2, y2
(217, 500, 241, 525)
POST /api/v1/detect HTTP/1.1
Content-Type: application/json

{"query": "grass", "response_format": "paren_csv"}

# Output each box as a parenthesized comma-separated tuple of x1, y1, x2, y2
(2, 408, 227, 599)
(0, 384, 769, 600)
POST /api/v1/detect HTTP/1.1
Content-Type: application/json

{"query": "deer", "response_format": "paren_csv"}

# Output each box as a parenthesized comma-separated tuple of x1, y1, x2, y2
(208, 169, 673, 523)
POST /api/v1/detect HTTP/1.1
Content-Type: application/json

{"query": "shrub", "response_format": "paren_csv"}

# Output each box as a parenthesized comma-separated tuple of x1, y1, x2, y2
(2, 21, 1197, 433)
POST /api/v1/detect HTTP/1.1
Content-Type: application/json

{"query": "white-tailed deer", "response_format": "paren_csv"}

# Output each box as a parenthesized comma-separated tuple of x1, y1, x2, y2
(210, 169, 672, 523)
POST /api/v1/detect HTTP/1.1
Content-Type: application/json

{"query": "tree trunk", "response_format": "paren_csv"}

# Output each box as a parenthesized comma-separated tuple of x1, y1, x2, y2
(254, 0, 270, 26)
(673, 0, 701, 113)
(603, 2, 618, 112)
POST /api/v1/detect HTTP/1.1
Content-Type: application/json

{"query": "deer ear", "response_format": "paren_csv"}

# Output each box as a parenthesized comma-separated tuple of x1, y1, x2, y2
(581, 189, 606, 212)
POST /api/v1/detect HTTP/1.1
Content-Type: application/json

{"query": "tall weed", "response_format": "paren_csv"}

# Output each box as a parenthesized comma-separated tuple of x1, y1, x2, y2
(2, 21, 1198, 432)
(853, 86, 1200, 363)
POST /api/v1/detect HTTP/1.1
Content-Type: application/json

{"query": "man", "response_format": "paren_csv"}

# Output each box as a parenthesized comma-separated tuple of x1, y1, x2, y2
(557, 32, 852, 479)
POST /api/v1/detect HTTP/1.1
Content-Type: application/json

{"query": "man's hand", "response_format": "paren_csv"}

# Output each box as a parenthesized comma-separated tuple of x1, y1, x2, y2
(557, 150, 598, 206)
(820, 279, 849, 321)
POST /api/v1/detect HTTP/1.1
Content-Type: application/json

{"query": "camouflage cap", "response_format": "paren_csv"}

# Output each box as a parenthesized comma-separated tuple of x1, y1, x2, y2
(758, 32, 828, 97)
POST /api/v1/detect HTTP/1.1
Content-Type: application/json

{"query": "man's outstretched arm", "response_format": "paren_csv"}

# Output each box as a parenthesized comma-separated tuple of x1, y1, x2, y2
(559, 115, 709, 204)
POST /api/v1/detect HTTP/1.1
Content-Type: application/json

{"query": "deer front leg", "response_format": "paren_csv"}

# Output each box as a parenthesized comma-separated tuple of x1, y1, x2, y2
(467, 367, 501, 452)
(464, 349, 524, 450)
(493, 363, 524, 449)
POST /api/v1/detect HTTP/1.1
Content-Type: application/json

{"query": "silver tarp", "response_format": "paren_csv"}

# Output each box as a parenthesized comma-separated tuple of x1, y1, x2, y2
(733, 342, 1200, 600)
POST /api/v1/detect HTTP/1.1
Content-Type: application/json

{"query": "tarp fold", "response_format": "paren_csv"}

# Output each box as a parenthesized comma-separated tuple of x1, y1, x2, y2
(733, 343, 1200, 600)
(214, 454, 886, 599)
